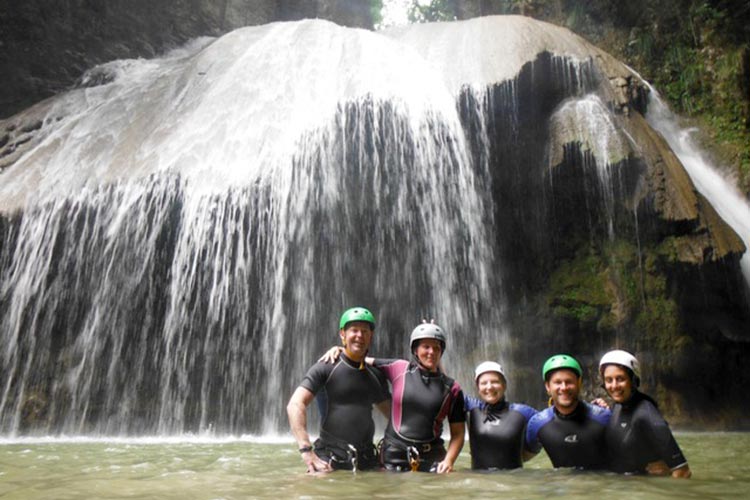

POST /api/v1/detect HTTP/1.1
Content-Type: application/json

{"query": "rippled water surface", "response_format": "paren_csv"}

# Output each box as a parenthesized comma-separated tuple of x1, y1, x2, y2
(1, 433, 747, 499)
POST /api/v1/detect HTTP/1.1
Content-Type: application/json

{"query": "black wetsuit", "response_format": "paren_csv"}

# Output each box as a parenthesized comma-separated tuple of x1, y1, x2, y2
(465, 396, 537, 470)
(374, 358, 465, 472)
(606, 390, 688, 474)
(525, 401, 611, 469)
(299, 353, 390, 470)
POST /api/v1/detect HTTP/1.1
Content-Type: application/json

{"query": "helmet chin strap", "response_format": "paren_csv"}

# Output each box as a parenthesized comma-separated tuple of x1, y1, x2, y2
(411, 350, 428, 369)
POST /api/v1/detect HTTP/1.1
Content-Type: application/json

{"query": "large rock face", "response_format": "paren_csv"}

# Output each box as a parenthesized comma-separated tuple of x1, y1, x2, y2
(0, 16, 748, 434)
(0, 0, 373, 118)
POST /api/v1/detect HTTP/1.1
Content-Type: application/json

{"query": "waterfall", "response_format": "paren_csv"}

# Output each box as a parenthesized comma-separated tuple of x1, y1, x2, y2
(548, 94, 629, 239)
(3, 15, 715, 437)
(0, 19, 511, 436)
(645, 90, 750, 289)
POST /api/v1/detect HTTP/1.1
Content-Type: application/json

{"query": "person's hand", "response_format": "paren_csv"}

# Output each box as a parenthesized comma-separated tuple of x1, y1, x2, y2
(302, 450, 332, 474)
(671, 464, 692, 479)
(590, 398, 610, 409)
(318, 346, 343, 364)
(645, 460, 670, 476)
(435, 458, 453, 474)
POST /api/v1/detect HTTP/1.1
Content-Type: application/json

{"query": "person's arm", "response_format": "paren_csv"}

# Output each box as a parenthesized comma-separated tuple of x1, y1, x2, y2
(645, 460, 670, 475)
(639, 400, 691, 479)
(463, 394, 484, 412)
(646, 460, 692, 478)
(590, 397, 610, 409)
(671, 464, 692, 478)
(436, 422, 465, 473)
(319, 346, 342, 364)
(514, 404, 540, 461)
(318, 345, 374, 365)
(375, 399, 391, 419)
(524, 411, 546, 457)
(286, 386, 331, 473)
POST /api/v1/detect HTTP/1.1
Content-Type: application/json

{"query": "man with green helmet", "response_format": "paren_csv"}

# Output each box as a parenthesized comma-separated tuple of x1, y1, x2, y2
(287, 307, 390, 473)
(524, 354, 611, 469)
(318, 320, 466, 473)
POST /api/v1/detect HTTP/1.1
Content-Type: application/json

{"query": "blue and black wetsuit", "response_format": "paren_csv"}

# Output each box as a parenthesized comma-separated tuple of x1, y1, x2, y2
(606, 390, 688, 474)
(300, 353, 390, 470)
(526, 401, 611, 469)
(465, 396, 537, 470)
(374, 359, 465, 472)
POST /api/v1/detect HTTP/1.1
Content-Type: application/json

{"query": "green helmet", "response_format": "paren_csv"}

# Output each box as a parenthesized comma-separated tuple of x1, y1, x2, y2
(339, 307, 376, 330)
(542, 354, 582, 381)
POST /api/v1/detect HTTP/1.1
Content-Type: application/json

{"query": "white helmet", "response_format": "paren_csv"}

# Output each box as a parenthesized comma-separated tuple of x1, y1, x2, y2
(410, 323, 446, 353)
(474, 361, 506, 384)
(599, 350, 641, 384)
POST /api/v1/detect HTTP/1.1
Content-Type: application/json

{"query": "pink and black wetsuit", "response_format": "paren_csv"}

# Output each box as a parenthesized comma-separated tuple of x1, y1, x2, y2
(374, 358, 465, 472)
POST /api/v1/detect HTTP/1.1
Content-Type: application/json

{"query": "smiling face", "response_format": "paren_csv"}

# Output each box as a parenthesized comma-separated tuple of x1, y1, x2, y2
(544, 368, 581, 414)
(415, 338, 442, 372)
(476, 371, 506, 405)
(339, 321, 373, 362)
(602, 364, 633, 404)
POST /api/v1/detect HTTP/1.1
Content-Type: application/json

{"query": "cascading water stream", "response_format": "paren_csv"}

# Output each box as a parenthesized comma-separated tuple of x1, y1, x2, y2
(0, 19, 508, 436)
(548, 94, 629, 239)
(645, 89, 750, 290)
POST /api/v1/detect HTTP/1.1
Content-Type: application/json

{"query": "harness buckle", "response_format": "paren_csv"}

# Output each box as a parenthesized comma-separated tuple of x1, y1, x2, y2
(407, 446, 420, 472)
(346, 444, 358, 473)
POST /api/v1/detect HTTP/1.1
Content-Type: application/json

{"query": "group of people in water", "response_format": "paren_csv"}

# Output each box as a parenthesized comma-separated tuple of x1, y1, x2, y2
(286, 307, 691, 477)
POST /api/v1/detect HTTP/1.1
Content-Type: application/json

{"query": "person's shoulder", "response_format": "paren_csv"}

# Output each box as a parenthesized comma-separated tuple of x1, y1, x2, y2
(583, 401, 611, 423)
(300, 360, 338, 392)
(633, 392, 660, 412)
(528, 406, 554, 426)
(631, 393, 668, 423)
(464, 395, 485, 411)
(365, 362, 388, 380)
(305, 359, 338, 376)
(373, 357, 407, 367)
(448, 376, 462, 392)
(526, 407, 555, 439)
(510, 402, 538, 421)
